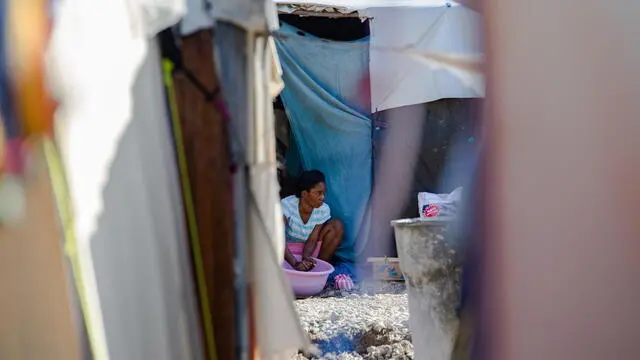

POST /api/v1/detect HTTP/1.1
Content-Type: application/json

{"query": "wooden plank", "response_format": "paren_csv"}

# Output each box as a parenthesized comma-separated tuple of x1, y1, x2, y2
(171, 30, 236, 360)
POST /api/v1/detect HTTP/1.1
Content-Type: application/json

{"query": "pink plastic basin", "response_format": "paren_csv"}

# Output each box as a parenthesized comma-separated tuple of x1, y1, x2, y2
(282, 254, 334, 298)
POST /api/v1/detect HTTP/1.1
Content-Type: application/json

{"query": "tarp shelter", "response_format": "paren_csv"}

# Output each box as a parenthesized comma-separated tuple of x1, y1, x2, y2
(37, 0, 482, 358)
(275, 22, 371, 264)
(277, 0, 484, 111)
(361, 4, 483, 111)
(45, 0, 306, 359)
(47, 1, 202, 359)
(183, 0, 309, 358)
(273, 1, 482, 266)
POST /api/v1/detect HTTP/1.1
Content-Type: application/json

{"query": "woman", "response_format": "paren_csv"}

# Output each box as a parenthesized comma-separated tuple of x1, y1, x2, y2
(281, 170, 344, 272)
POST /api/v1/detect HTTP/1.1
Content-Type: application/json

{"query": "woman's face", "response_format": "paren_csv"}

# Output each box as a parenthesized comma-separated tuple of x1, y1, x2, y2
(303, 182, 326, 208)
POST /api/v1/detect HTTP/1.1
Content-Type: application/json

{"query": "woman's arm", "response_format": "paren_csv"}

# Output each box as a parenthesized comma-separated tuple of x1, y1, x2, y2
(283, 216, 310, 270)
(284, 243, 299, 268)
(303, 205, 330, 262)
(282, 216, 298, 267)
(302, 225, 322, 261)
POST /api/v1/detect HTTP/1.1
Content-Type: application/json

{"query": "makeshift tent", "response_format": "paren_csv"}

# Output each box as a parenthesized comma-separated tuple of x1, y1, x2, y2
(48, 0, 307, 358)
(30, 0, 482, 358)
(3, 0, 311, 358)
(47, 0, 206, 357)
(207, 0, 309, 358)
(275, 22, 371, 263)
(277, 0, 484, 112)
(272, 1, 482, 265)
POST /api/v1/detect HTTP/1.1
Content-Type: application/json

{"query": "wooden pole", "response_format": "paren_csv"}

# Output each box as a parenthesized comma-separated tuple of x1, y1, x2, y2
(171, 29, 237, 360)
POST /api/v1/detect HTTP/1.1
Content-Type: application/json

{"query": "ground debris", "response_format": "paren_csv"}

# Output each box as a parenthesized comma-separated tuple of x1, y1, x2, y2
(293, 281, 412, 359)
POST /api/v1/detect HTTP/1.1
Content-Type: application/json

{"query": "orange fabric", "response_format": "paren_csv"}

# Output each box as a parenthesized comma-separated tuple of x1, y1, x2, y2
(8, 0, 56, 137)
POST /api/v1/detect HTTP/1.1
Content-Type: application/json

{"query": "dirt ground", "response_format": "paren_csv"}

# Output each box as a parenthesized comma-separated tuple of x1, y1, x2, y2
(292, 281, 413, 360)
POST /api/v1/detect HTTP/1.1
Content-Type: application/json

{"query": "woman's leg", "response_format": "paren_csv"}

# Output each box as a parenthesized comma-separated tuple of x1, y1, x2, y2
(317, 219, 344, 262)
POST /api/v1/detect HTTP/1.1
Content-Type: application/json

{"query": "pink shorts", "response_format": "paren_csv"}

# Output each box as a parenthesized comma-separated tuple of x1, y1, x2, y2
(287, 241, 322, 258)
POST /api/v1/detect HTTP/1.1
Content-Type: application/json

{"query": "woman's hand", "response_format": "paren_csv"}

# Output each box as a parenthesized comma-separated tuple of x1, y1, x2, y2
(300, 225, 321, 268)
(294, 257, 316, 272)
(294, 261, 310, 271)
(302, 255, 316, 268)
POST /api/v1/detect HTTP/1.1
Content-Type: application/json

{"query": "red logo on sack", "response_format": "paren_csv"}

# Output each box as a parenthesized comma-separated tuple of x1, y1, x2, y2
(423, 204, 441, 218)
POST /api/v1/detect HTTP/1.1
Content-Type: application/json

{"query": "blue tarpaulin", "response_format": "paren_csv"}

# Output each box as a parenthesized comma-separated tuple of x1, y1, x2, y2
(275, 23, 372, 263)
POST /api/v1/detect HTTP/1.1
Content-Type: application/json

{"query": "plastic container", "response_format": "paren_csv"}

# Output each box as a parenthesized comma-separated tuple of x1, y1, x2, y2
(367, 257, 404, 281)
(391, 217, 462, 360)
(282, 255, 334, 298)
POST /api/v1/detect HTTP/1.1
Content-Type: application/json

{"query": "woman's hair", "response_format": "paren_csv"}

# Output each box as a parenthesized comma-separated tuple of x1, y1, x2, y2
(296, 170, 325, 197)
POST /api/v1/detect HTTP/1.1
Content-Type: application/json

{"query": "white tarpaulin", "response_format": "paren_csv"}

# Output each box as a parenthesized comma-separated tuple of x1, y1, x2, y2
(180, 0, 213, 35)
(182, 0, 279, 34)
(212, 0, 279, 31)
(362, 4, 484, 111)
(47, 0, 202, 359)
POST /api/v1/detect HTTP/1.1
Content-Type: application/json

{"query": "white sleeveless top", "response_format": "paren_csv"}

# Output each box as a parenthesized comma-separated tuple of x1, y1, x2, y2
(281, 195, 331, 243)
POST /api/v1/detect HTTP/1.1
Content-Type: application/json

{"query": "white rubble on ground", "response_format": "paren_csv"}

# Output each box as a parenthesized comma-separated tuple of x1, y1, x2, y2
(292, 282, 413, 360)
